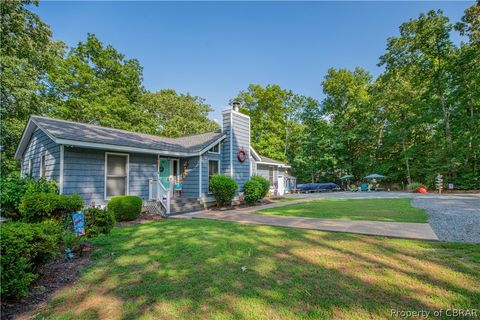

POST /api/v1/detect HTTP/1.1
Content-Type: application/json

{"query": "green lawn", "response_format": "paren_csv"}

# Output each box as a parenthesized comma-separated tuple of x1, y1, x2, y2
(257, 198, 429, 223)
(37, 220, 479, 320)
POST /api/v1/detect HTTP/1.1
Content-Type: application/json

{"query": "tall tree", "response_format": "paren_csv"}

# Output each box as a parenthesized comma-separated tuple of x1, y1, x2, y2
(321, 67, 377, 178)
(140, 89, 218, 137)
(0, 0, 61, 175)
(379, 10, 457, 179)
(234, 84, 293, 161)
(46, 34, 149, 132)
(451, 2, 480, 188)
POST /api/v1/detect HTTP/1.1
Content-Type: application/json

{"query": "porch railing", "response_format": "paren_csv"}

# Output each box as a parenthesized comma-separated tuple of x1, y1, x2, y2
(148, 179, 171, 215)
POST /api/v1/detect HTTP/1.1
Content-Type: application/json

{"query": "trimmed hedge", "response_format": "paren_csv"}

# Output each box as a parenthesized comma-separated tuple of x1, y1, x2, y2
(19, 193, 83, 222)
(250, 175, 270, 198)
(244, 179, 263, 205)
(84, 207, 116, 238)
(0, 221, 62, 299)
(107, 195, 142, 221)
(209, 175, 237, 207)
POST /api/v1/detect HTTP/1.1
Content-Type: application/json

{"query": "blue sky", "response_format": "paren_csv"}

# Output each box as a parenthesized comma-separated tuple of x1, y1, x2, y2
(31, 1, 473, 122)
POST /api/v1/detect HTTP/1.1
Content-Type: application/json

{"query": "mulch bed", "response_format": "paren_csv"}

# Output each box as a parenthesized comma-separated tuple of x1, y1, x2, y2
(208, 198, 282, 211)
(1, 244, 95, 320)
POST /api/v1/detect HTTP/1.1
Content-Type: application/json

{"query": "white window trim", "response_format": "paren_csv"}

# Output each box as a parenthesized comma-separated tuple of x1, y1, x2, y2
(208, 143, 221, 154)
(208, 159, 220, 194)
(104, 152, 130, 200)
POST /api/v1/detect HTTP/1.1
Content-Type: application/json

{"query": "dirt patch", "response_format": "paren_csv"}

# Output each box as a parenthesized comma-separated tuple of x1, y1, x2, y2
(1, 244, 95, 320)
(115, 211, 164, 227)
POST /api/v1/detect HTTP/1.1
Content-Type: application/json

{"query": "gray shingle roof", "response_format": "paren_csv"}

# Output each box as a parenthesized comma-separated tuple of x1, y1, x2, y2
(258, 154, 288, 166)
(31, 116, 224, 154)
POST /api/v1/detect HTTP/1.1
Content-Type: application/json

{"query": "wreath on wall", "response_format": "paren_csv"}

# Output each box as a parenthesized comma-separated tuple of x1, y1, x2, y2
(237, 149, 247, 162)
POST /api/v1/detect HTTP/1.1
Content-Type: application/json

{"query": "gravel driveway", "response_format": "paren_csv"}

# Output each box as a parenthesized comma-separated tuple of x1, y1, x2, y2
(412, 195, 480, 243)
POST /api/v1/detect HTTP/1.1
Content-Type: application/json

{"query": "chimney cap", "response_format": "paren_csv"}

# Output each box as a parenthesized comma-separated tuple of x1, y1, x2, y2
(232, 101, 240, 111)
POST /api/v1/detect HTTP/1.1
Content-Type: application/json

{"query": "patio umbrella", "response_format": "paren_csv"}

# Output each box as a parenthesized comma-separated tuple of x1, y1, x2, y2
(340, 175, 354, 180)
(364, 173, 386, 179)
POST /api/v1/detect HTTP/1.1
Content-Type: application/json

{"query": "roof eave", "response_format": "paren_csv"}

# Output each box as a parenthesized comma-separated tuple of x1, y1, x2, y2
(14, 117, 40, 160)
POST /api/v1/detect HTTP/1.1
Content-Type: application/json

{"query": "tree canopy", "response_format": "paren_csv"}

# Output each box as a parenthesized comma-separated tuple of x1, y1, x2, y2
(1, 1, 478, 189)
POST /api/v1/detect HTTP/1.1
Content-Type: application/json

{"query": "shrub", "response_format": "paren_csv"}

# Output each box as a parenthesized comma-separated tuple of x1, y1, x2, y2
(250, 175, 270, 198)
(107, 195, 142, 221)
(19, 193, 83, 222)
(1, 221, 62, 299)
(209, 175, 238, 207)
(407, 182, 425, 192)
(243, 179, 263, 205)
(0, 174, 58, 220)
(84, 207, 116, 238)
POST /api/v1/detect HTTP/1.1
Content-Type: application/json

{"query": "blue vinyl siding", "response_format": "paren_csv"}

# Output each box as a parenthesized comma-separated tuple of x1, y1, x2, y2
(221, 110, 251, 194)
(63, 147, 157, 206)
(200, 151, 222, 199)
(21, 129, 60, 181)
(180, 157, 200, 198)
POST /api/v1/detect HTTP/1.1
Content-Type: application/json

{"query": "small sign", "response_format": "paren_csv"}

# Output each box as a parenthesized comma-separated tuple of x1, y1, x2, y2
(448, 183, 454, 190)
(72, 211, 85, 236)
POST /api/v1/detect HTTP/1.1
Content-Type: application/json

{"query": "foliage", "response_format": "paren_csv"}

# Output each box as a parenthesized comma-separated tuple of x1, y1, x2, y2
(0, 0, 62, 175)
(1, 2, 219, 178)
(234, 84, 304, 162)
(19, 193, 83, 222)
(45, 33, 149, 133)
(209, 175, 237, 207)
(0, 221, 62, 299)
(0, 174, 58, 219)
(84, 207, 116, 238)
(250, 175, 270, 198)
(140, 90, 219, 137)
(243, 179, 263, 205)
(407, 182, 426, 192)
(107, 195, 142, 221)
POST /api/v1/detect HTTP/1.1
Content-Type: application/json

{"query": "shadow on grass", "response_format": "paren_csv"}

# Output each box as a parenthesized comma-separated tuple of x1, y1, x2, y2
(35, 219, 480, 320)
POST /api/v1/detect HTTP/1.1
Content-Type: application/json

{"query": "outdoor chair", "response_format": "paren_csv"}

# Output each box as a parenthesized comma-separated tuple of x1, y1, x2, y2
(349, 184, 358, 192)
(360, 183, 368, 192)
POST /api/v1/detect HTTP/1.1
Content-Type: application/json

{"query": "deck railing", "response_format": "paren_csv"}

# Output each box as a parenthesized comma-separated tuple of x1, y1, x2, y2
(148, 179, 171, 215)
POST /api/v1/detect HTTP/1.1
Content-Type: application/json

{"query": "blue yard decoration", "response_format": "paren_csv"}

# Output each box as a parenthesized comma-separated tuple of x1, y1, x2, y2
(72, 211, 85, 236)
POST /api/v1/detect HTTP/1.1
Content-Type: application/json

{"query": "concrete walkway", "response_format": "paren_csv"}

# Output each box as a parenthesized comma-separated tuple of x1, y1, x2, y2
(174, 209, 439, 241)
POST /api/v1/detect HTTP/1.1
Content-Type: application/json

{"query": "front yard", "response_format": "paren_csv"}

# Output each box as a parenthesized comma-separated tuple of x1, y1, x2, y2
(37, 219, 479, 320)
(257, 198, 429, 223)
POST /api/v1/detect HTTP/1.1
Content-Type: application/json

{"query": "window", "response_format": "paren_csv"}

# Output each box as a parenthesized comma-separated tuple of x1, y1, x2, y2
(208, 160, 220, 193)
(268, 166, 274, 185)
(105, 153, 128, 199)
(40, 155, 46, 178)
(27, 159, 32, 176)
(208, 144, 220, 154)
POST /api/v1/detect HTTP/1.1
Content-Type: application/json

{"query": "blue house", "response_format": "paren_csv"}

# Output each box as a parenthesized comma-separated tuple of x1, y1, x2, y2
(15, 104, 296, 214)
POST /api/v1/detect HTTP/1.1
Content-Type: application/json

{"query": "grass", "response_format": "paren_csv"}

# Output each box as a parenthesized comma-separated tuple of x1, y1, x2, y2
(257, 198, 429, 223)
(36, 219, 479, 320)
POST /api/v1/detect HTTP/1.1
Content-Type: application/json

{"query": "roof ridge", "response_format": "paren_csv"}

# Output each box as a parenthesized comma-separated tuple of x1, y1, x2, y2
(30, 115, 177, 142)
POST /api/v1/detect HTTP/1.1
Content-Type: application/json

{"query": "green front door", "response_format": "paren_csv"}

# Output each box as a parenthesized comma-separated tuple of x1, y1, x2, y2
(159, 158, 170, 189)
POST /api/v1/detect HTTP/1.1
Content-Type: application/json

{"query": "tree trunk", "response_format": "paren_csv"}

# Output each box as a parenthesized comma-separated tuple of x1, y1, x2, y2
(402, 140, 412, 185)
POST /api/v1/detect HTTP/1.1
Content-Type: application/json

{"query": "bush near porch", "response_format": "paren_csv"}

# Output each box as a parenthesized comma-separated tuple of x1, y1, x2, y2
(209, 175, 237, 207)
(107, 195, 142, 221)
